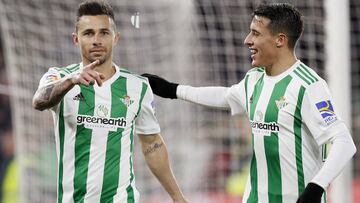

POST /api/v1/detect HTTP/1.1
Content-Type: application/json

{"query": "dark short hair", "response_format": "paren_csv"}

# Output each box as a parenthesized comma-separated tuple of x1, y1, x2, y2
(76, 0, 115, 31)
(253, 3, 304, 49)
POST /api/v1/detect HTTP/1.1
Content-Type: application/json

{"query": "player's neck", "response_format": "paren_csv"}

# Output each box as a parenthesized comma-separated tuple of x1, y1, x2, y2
(97, 60, 116, 81)
(265, 52, 297, 76)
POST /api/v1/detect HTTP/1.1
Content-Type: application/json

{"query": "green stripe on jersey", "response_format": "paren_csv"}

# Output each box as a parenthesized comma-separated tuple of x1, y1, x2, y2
(294, 86, 306, 196)
(127, 82, 148, 203)
(119, 67, 130, 73)
(244, 75, 250, 113)
(297, 66, 315, 83)
(73, 85, 95, 203)
(66, 64, 80, 73)
(247, 74, 264, 203)
(294, 69, 311, 85)
(100, 77, 128, 202)
(263, 75, 292, 203)
(57, 101, 65, 203)
(299, 64, 318, 82)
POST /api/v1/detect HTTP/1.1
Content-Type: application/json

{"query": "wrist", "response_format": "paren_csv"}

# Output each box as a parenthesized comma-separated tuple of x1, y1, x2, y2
(307, 182, 324, 194)
(68, 72, 80, 85)
(169, 83, 179, 99)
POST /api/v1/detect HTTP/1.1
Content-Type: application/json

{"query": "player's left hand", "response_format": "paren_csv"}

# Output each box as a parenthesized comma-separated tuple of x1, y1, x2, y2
(296, 182, 324, 203)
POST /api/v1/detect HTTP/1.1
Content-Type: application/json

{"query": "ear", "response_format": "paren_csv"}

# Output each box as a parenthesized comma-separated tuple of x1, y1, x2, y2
(113, 32, 120, 45)
(72, 33, 79, 45)
(275, 33, 287, 48)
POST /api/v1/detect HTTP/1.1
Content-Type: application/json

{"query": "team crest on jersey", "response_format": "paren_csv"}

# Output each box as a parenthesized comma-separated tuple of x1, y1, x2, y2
(120, 95, 134, 107)
(316, 100, 337, 125)
(275, 96, 288, 110)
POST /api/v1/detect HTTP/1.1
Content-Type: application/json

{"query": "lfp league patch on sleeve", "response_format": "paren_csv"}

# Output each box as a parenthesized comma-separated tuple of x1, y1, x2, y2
(315, 100, 337, 125)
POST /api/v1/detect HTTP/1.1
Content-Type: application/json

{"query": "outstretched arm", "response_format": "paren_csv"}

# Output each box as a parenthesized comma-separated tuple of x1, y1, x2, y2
(142, 73, 230, 109)
(32, 60, 104, 111)
(138, 134, 188, 203)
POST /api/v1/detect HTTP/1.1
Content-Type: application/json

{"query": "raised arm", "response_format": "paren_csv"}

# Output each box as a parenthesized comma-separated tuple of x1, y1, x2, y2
(32, 60, 104, 111)
(138, 134, 188, 203)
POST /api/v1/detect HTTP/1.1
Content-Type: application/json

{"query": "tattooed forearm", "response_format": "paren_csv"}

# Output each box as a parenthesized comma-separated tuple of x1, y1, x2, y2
(32, 78, 75, 111)
(144, 142, 164, 156)
(39, 84, 55, 101)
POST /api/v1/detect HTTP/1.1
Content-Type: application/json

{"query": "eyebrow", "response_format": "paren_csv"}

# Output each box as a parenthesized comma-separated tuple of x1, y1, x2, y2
(81, 28, 111, 34)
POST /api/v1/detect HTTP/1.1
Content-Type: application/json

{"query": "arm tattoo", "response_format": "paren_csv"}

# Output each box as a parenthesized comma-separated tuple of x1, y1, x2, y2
(38, 84, 55, 101)
(144, 142, 163, 156)
(33, 78, 74, 110)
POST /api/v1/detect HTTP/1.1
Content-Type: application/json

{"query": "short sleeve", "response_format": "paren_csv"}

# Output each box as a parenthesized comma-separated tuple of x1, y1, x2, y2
(302, 80, 349, 146)
(38, 67, 63, 89)
(225, 79, 247, 115)
(135, 84, 161, 135)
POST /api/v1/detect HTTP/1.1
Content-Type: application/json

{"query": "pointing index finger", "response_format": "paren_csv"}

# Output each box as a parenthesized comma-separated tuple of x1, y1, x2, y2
(88, 60, 99, 69)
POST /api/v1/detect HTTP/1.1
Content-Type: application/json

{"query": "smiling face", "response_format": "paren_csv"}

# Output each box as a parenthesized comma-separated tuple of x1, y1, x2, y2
(243, 16, 279, 68)
(73, 15, 119, 65)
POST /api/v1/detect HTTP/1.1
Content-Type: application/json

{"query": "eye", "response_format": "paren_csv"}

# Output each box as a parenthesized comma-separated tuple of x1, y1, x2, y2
(101, 31, 110, 35)
(252, 30, 260, 36)
(83, 32, 93, 36)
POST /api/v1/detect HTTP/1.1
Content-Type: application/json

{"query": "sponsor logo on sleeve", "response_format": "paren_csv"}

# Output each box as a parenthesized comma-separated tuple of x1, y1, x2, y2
(315, 100, 337, 125)
(45, 74, 60, 83)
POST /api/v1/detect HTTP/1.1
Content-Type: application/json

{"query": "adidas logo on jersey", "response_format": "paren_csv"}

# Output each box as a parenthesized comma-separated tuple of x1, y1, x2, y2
(249, 94, 254, 103)
(73, 93, 85, 101)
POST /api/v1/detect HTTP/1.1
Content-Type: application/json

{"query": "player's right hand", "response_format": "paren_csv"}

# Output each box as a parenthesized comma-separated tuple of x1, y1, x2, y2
(71, 60, 105, 86)
(141, 73, 179, 99)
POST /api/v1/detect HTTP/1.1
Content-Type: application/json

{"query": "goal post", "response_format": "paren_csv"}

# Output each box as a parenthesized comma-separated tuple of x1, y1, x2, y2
(325, 0, 353, 202)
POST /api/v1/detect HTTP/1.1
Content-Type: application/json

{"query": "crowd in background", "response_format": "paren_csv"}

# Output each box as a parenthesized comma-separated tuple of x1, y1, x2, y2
(0, 41, 17, 202)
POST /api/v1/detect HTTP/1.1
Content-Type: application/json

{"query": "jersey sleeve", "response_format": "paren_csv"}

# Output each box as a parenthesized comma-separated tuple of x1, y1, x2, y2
(36, 67, 65, 112)
(301, 79, 350, 146)
(135, 83, 161, 135)
(37, 67, 63, 89)
(225, 79, 247, 115)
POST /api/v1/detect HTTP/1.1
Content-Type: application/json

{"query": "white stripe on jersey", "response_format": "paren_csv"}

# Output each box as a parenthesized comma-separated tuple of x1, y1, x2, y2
(277, 80, 298, 201)
(60, 85, 80, 203)
(83, 84, 112, 203)
(253, 79, 275, 203)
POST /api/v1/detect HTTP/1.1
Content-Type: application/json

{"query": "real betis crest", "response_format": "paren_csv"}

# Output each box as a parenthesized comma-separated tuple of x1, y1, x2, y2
(120, 95, 134, 107)
(275, 96, 288, 110)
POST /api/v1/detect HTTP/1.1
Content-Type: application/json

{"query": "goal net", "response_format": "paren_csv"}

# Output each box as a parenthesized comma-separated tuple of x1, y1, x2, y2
(0, 0, 354, 202)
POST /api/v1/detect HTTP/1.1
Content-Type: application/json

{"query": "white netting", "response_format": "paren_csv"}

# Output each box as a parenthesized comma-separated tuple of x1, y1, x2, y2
(0, 0, 334, 202)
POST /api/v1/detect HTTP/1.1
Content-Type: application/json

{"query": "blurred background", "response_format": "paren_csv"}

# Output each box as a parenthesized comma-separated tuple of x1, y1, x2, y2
(0, 0, 359, 202)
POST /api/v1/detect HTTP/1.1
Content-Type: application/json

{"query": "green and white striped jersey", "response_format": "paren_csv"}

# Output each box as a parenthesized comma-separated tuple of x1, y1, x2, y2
(225, 60, 346, 203)
(38, 63, 160, 203)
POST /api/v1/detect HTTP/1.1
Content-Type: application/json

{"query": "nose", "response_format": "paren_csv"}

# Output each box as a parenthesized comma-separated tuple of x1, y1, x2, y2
(93, 33, 102, 46)
(244, 33, 252, 46)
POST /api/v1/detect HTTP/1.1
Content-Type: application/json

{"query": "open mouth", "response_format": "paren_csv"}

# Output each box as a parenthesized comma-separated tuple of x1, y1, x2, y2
(250, 48, 257, 59)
